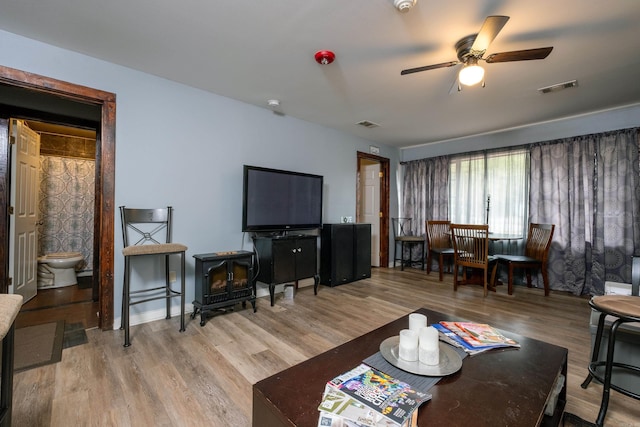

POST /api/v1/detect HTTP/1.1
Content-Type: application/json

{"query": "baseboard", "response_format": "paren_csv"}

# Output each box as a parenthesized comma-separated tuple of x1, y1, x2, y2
(255, 279, 315, 299)
(113, 303, 195, 330)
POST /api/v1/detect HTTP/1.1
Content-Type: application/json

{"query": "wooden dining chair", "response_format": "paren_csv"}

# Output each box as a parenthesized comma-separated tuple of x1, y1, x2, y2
(494, 223, 555, 296)
(449, 223, 498, 297)
(425, 220, 455, 281)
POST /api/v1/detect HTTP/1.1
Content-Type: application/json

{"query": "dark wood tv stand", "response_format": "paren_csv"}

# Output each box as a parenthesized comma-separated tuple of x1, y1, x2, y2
(253, 235, 319, 306)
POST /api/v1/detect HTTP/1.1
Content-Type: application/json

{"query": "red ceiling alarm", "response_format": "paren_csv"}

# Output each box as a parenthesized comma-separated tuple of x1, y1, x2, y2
(315, 50, 335, 65)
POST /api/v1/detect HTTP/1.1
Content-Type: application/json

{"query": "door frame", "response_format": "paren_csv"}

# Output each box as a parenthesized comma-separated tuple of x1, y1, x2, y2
(0, 65, 115, 330)
(357, 151, 389, 268)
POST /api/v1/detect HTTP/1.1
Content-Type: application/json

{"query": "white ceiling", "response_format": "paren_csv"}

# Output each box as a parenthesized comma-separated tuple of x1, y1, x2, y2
(1, 1, 639, 149)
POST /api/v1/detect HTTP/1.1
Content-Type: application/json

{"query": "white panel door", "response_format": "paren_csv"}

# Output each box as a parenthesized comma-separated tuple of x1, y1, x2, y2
(362, 161, 381, 267)
(9, 119, 40, 302)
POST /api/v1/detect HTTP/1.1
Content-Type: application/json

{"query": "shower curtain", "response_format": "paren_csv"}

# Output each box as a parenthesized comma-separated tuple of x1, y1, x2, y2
(38, 155, 95, 272)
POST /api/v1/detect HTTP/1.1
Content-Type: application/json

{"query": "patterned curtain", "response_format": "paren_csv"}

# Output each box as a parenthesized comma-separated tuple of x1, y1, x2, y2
(38, 156, 95, 271)
(400, 157, 449, 263)
(529, 128, 640, 295)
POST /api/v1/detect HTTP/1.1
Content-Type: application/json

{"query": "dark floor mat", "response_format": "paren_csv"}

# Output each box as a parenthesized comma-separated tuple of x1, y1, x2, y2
(563, 412, 597, 427)
(77, 276, 92, 289)
(63, 322, 88, 349)
(14, 320, 65, 372)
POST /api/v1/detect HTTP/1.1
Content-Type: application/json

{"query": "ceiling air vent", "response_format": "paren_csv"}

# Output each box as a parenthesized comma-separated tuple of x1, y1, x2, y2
(356, 120, 380, 129)
(538, 80, 578, 94)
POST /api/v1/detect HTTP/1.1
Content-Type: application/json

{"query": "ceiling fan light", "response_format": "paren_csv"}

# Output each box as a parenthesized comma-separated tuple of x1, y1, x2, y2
(459, 64, 485, 86)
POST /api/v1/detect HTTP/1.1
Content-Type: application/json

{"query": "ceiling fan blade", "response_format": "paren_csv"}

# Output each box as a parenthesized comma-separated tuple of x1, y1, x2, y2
(471, 15, 510, 53)
(401, 61, 459, 75)
(485, 47, 553, 63)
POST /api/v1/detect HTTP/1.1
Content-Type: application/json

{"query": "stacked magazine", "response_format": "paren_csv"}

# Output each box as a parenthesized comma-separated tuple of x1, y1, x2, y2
(433, 321, 520, 356)
(317, 363, 431, 427)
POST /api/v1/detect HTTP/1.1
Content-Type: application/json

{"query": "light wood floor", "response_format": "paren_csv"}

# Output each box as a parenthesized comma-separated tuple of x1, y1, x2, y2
(12, 267, 640, 426)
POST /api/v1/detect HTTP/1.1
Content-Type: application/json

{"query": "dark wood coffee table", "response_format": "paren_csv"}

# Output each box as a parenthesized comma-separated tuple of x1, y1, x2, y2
(253, 307, 567, 427)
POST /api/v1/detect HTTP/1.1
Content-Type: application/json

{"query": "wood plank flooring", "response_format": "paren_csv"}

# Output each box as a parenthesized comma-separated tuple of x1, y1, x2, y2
(12, 267, 640, 426)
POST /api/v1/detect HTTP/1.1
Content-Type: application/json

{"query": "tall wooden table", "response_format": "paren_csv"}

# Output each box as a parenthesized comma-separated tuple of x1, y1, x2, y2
(253, 307, 567, 427)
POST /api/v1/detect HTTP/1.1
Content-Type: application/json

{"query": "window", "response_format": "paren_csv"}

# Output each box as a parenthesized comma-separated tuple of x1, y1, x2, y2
(449, 149, 529, 235)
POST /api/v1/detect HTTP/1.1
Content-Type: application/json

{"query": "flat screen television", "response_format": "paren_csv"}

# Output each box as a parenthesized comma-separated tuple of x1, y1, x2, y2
(242, 165, 323, 232)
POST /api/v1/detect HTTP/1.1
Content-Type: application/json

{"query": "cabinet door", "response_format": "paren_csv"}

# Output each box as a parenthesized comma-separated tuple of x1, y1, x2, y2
(295, 237, 318, 279)
(272, 240, 297, 283)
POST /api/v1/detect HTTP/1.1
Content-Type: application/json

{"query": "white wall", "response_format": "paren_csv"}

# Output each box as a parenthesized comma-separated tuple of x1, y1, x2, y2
(0, 30, 401, 326)
(401, 103, 640, 161)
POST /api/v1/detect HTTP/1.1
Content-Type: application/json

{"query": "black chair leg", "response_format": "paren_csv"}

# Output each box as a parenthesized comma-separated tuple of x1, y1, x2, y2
(393, 242, 398, 268)
(582, 312, 607, 389)
(595, 320, 623, 426)
(123, 258, 131, 347)
(165, 254, 171, 320)
(179, 252, 186, 333)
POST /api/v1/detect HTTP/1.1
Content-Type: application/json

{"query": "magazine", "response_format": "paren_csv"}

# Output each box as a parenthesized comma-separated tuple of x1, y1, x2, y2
(439, 321, 520, 349)
(318, 387, 406, 427)
(318, 410, 369, 427)
(318, 409, 418, 427)
(432, 323, 499, 356)
(324, 363, 430, 426)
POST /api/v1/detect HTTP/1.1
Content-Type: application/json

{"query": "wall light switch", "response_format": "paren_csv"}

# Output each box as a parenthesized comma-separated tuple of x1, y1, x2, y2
(169, 271, 177, 283)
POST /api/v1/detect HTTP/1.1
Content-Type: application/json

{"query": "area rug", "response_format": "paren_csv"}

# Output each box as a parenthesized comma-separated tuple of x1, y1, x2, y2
(14, 320, 65, 372)
(63, 322, 88, 349)
(563, 412, 597, 427)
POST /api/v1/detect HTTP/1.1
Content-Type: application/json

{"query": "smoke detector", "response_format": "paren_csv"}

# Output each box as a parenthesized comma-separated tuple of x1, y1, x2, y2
(394, 0, 416, 12)
(267, 99, 280, 108)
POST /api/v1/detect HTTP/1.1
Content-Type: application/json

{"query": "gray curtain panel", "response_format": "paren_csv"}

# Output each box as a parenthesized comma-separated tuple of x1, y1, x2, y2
(529, 128, 640, 296)
(401, 156, 449, 262)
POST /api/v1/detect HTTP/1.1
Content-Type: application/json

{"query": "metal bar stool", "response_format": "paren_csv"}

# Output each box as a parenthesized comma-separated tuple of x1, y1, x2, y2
(392, 217, 425, 271)
(581, 295, 640, 426)
(120, 206, 188, 347)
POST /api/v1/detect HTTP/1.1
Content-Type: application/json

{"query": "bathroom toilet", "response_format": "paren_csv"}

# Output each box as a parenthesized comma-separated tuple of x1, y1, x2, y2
(37, 252, 84, 289)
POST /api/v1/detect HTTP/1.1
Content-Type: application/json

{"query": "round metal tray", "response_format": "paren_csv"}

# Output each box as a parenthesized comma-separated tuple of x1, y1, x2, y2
(379, 336, 463, 376)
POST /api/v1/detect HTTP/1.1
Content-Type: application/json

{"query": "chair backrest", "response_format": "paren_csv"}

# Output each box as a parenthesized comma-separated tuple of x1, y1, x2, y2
(632, 256, 640, 296)
(524, 223, 555, 262)
(392, 217, 413, 238)
(426, 220, 452, 250)
(450, 223, 490, 268)
(120, 206, 174, 247)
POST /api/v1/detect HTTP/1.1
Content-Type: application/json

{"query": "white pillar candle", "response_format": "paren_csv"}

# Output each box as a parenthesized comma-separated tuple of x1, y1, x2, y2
(409, 313, 427, 332)
(398, 329, 419, 361)
(419, 326, 440, 366)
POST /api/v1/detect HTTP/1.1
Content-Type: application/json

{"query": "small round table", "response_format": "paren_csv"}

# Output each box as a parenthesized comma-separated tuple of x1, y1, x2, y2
(581, 295, 640, 426)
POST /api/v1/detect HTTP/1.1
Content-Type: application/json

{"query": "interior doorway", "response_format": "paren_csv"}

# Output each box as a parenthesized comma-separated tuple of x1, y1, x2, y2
(0, 65, 116, 331)
(356, 151, 390, 268)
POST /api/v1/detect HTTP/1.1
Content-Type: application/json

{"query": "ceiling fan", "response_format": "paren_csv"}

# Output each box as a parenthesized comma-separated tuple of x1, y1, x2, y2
(401, 16, 553, 88)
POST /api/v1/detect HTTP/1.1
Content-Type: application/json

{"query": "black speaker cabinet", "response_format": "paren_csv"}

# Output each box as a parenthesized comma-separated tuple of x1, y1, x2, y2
(320, 223, 371, 286)
(353, 224, 372, 280)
